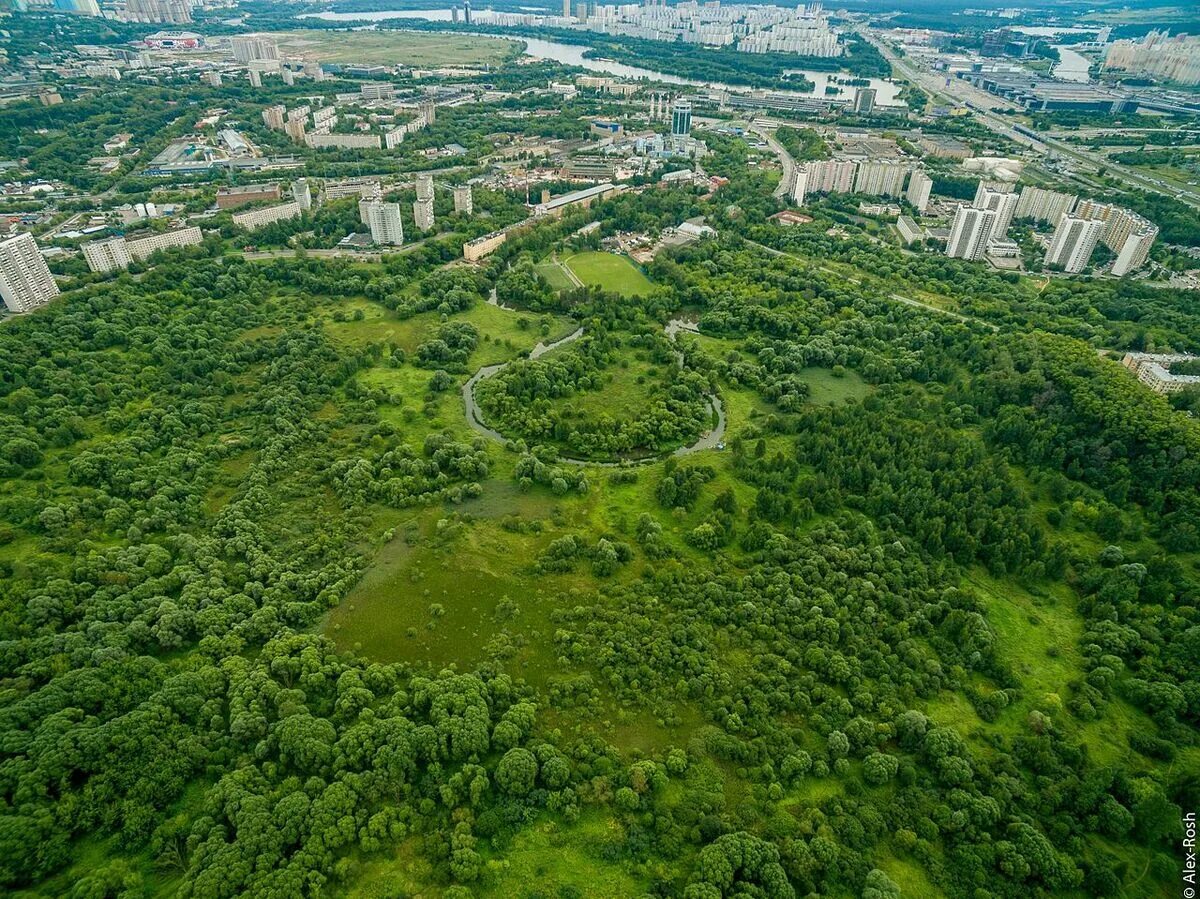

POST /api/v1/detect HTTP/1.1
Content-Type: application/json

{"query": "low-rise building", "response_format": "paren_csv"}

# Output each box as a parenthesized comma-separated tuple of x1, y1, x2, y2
(1122, 352, 1200, 394)
(463, 229, 507, 261)
(216, 182, 280, 210)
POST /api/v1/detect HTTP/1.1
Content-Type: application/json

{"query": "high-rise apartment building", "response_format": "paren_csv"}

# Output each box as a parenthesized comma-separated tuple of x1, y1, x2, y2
(363, 201, 405, 246)
(973, 180, 1015, 207)
(804, 159, 857, 195)
(905, 170, 932, 213)
(0, 233, 59, 313)
(413, 199, 435, 232)
(790, 167, 808, 206)
(1015, 186, 1077, 224)
(416, 173, 435, 202)
(1044, 214, 1105, 273)
(1111, 225, 1158, 276)
(82, 236, 133, 274)
(262, 104, 286, 130)
(453, 185, 473, 215)
(230, 34, 279, 63)
(974, 188, 1018, 241)
(420, 100, 437, 124)
(854, 161, 907, 198)
(125, 0, 191, 24)
(945, 205, 997, 261)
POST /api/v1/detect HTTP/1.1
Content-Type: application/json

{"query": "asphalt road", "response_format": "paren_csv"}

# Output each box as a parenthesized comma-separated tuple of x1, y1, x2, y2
(860, 30, 1200, 211)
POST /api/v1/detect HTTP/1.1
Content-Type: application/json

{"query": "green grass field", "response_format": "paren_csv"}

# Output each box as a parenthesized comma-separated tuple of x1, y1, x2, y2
(534, 258, 577, 291)
(562, 252, 654, 297)
(275, 30, 520, 66)
(798, 366, 874, 405)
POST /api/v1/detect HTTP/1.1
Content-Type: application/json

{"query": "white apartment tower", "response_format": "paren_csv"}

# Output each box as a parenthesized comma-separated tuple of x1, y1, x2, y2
(945, 205, 997, 261)
(413, 199, 435, 232)
(1112, 227, 1158, 276)
(805, 159, 857, 195)
(0, 234, 60, 313)
(231, 34, 279, 63)
(1044, 214, 1105, 273)
(790, 166, 808, 206)
(974, 188, 1018, 241)
(1015, 186, 1077, 224)
(363, 201, 405, 246)
(82, 236, 133, 274)
(854, 161, 907, 198)
(453, 185, 473, 215)
(905, 170, 932, 214)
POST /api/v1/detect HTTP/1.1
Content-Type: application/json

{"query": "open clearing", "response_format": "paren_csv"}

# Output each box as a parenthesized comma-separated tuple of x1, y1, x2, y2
(562, 251, 654, 297)
(274, 30, 520, 66)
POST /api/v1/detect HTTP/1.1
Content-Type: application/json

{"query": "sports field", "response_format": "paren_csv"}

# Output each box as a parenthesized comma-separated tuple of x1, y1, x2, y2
(274, 30, 520, 66)
(562, 251, 653, 297)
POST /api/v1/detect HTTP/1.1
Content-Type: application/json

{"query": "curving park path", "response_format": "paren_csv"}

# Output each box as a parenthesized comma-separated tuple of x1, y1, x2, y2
(462, 318, 725, 466)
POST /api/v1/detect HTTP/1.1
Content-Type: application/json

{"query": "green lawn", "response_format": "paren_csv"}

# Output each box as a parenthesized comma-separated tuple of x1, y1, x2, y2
(562, 252, 653, 297)
(799, 366, 874, 405)
(534, 258, 577, 291)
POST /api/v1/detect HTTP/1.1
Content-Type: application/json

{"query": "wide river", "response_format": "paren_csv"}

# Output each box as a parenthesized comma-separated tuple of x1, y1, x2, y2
(301, 8, 905, 105)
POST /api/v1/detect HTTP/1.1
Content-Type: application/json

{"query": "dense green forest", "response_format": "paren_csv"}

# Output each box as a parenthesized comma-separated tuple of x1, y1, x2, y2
(1, 175, 1197, 898)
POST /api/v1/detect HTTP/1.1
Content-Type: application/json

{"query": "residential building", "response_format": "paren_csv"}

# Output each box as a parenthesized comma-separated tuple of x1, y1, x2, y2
(216, 183, 280, 210)
(1104, 31, 1200, 87)
(284, 119, 307, 143)
(1111, 226, 1157, 276)
(945, 205, 997, 261)
(1015, 186, 1077, 224)
(413, 198, 435, 232)
(125, 0, 191, 24)
(0, 233, 59, 313)
(974, 188, 1018, 241)
(420, 99, 437, 124)
(854, 161, 908, 198)
(463, 229, 507, 261)
(126, 226, 203, 261)
(232, 202, 301, 231)
(1044, 213, 1105, 273)
(416, 173, 435, 202)
(973, 180, 1015, 207)
(82, 236, 133, 273)
(1122, 352, 1200, 393)
(262, 105, 286, 131)
(805, 159, 857, 194)
(231, 34, 278, 63)
(790, 166, 808, 206)
(362, 200, 405, 246)
(385, 128, 406, 150)
(453, 185, 473, 215)
(905, 170, 932, 213)
(305, 134, 381, 150)
(248, 70, 262, 88)
(203, 71, 222, 88)
(292, 178, 312, 211)
(896, 215, 923, 245)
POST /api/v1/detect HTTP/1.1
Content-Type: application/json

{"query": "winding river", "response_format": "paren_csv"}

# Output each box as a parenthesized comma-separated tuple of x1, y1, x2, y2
(461, 318, 726, 466)
(300, 9, 905, 105)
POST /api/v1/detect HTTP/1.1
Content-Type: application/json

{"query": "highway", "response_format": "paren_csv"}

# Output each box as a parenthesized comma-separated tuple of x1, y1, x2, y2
(859, 30, 1200, 211)
(750, 122, 797, 200)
